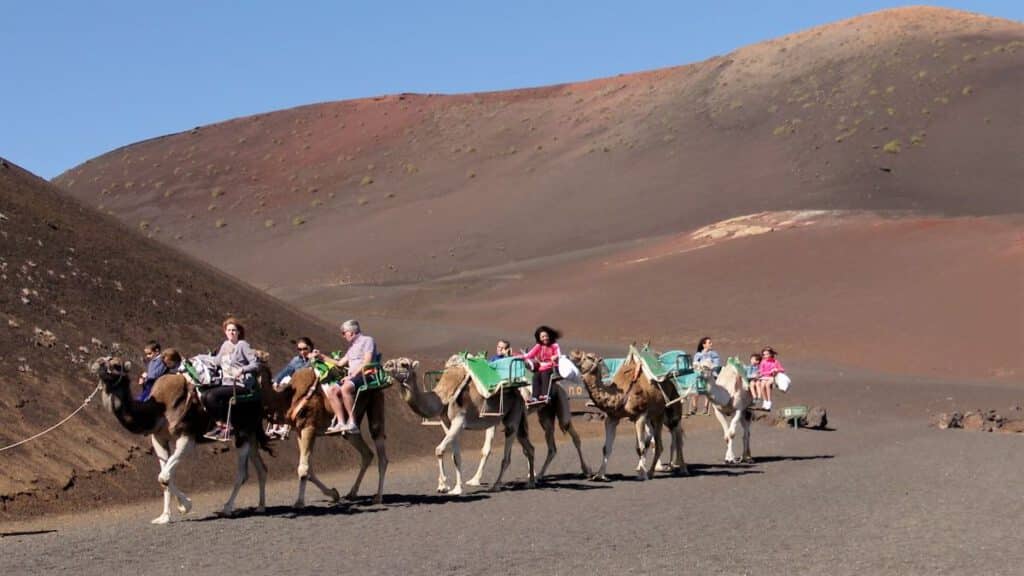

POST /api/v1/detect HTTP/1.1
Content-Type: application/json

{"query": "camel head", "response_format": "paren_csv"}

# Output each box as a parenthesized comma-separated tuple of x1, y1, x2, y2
(92, 356, 132, 409)
(384, 357, 419, 389)
(569, 350, 603, 379)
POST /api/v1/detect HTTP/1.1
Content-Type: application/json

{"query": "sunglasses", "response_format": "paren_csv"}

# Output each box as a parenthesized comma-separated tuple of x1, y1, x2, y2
(297, 347, 310, 352)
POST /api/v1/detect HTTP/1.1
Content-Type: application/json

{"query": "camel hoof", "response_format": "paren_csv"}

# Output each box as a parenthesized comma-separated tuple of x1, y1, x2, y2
(654, 463, 672, 473)
(741, 456, 755, 464)
(637, 472, 649, 481)
(215, 507, 236, 518)
(581, 467, 593, 478)
(150, 514, 170, 525)
(676, 466, 690, 477)
(590, 474, 610, 482)
(176, 498, 193, 514)
(465, 478, 483, 487)
(449, 485, 464, 496)
(293, 500, 306, 509)
(436, 485, 449, 494)
(328, 488, 341, 503)
(372, 495, 383, 506)
(526, 480, 536, 489)
(344, 491, 358, 501)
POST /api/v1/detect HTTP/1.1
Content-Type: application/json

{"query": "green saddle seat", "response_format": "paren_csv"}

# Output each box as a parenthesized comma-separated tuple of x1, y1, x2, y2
(601, 358, 625, 384)
(462, 355, 529, 398)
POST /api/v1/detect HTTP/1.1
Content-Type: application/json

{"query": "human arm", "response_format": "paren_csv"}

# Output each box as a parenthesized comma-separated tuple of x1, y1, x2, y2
(519, 344, 541, 360)
(235, 340, 260, 374)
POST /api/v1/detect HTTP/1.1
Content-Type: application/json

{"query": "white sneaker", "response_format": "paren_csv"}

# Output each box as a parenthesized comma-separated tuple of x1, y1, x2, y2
(325, 421, 346, 435)
(762, 400, 772, 411)
(342, 421, 360, 435)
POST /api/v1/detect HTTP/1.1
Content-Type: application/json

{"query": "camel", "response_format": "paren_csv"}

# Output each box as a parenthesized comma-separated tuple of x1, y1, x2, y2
(92, 356, 271, 524)
(397, 356, 536, 495)
(465, 378, 591, 486)
(697, 360, 755, 464)
(273, 358, 415, 506)
(568, 350, 682, 481)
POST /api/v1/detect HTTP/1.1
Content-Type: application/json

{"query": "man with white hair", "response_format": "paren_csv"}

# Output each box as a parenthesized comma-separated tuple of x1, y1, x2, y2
(315, 319, 377, 434)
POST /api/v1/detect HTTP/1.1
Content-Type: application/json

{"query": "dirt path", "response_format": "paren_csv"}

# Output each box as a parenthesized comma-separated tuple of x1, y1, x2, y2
(3, 371, 1023, 575)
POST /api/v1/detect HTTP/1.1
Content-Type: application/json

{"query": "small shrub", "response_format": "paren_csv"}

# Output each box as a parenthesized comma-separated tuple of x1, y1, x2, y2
(883, 139, 901, 154)
(962, 85, 974, 96)
(210, 187, 223, 198)
(357, 197, 369, 206)
(292, 216, 305, 226)
(360, 176, 374, 186)
(264, 219, 275, 228)
(214, 219, 226, 229)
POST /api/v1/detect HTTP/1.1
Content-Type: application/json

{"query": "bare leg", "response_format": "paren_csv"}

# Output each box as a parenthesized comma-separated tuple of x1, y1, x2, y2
(466, 425, 495, 486)
(326, 387, 345, 422)
(340, 380, 356, 423)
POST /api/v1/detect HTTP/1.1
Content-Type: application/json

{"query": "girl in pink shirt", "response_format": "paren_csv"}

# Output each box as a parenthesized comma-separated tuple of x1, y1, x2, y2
(519, 325, 562, 403)
(755, 346, 784, 411)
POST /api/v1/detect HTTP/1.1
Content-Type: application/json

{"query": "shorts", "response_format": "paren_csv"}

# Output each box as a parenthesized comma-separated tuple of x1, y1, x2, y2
(319, 372, 364, 393)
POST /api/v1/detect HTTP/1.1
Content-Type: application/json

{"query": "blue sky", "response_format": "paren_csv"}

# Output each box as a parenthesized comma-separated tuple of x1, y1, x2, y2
(1, 1, 1020, 178)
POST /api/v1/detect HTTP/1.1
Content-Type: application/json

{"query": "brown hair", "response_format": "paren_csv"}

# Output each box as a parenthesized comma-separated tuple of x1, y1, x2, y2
(222, 317, 245, 340)
(161, 348, 182, 367)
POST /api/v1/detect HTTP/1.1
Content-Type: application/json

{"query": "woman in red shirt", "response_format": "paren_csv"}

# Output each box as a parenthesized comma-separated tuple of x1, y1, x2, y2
(519, 325, 562, 403)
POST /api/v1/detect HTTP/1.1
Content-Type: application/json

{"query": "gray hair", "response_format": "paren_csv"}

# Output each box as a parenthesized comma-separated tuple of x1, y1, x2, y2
(341, 319, 361, 334)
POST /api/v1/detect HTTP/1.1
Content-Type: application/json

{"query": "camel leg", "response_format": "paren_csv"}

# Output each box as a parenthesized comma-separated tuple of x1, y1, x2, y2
(518, 413, 536, 489)
(669, 419, 688, 475)
(220, 440, 252, 517)
(593, 417, 618, 481)
(435, 415, 465, 494)
(343, 433, 374, 501)
(712, 408, 739, 464)
(251, 445, 267, 513)
(634, 417, 651, 480)
(153, 434, 193, 524)
(368, 405, 388, 505)
(294, 426, 314, 508)
(556, 398, 591, 477)
(450, 434, 464, 495)
(490, 419, 519, 492)
(152, 435, 192, 515)
(466, 425, 495, 487)
(536, 411, 557, 481)
(741, 411, 754, 463)
(649, 415, 664, 479)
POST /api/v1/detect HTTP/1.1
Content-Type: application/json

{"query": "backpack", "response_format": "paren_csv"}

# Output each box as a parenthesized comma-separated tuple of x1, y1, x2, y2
(184, 354, 222, 388)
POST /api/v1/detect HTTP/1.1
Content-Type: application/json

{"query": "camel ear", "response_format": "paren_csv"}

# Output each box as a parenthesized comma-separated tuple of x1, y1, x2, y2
(124, 360, 132, 371)
(412, 360, 419, 369)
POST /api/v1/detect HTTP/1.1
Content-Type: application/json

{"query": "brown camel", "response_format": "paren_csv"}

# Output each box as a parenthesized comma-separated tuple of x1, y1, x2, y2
(466, 381, 591, 486)
(568, 349, 684, 480)
(274, 358, 415, 506)
(92, 356, 271, 524)
(398, 356, 535, 495)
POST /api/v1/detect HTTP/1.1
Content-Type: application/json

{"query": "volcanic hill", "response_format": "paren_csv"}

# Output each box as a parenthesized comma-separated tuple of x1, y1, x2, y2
(0, 158, 430, 517)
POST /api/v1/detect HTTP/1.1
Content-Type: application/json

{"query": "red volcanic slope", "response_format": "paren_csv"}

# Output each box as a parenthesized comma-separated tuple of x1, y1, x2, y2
(55, 7, 1023, 291)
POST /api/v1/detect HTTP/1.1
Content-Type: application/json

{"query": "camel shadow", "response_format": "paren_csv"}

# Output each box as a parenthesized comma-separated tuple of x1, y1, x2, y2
(377, 493, 490, 508)
(1, 529, 57, 537)
(682, 463, 765, 477)
(484, 474, 613, 493)
(188, 500, 386, 522)
(750, 454, 835, 463)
